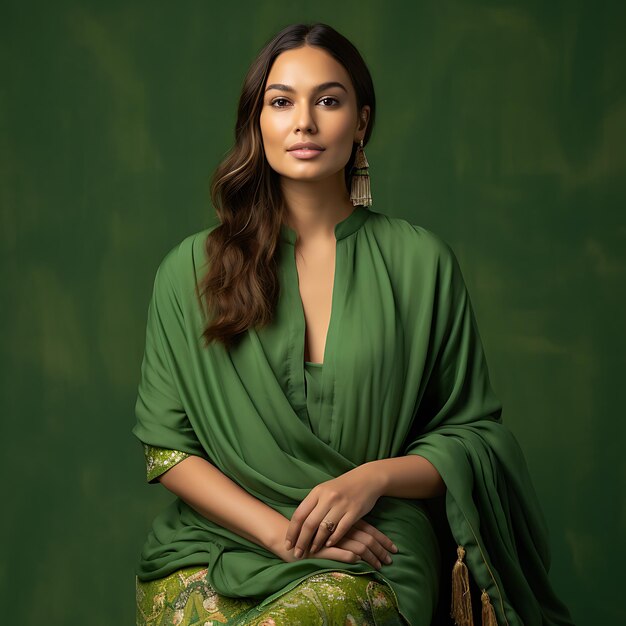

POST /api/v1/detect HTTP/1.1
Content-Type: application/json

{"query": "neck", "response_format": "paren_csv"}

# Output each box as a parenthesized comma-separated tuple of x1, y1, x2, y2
(280, 173, 353, 242)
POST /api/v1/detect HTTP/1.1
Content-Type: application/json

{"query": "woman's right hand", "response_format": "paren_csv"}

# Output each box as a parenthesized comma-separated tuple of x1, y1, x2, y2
(276, 519, 398, 571)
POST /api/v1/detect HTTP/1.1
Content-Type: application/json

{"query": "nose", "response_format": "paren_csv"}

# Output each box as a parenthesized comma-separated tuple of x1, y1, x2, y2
(294, 100, 317, 134)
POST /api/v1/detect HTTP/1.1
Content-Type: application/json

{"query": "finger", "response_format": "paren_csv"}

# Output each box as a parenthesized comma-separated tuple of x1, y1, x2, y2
(321, 512, 357, 548)
(309, 524, 328, 554)
(293, 515, 328, 558)
(285, 495, 318, 550)
(310, 512, 346, 553)
(351, 519, 399, 553)
(315, 543, 390, 571)
(336, 536, 385, 570)
(322, 512, 357, 550)
(348, 527, 394, 566)
(295, 505, 347, 557)
(294, 504, 344, 557)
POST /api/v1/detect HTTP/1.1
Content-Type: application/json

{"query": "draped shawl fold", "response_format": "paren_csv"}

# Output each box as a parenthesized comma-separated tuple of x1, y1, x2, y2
(132, 206, 574, 626)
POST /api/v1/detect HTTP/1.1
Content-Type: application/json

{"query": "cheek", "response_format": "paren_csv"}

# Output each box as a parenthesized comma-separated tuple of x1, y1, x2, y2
(259, 115, 271, 144)
(259, 117, 287, 171)
(333, 122, 356, 144)
(325, 119, 357, 154)
(260, 119, 290, 158)
(326, 129, 356, 161)
(260, 112, 288, 137)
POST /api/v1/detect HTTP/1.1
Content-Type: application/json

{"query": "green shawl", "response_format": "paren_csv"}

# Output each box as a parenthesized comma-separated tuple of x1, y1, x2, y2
(132, 206, 574, 626)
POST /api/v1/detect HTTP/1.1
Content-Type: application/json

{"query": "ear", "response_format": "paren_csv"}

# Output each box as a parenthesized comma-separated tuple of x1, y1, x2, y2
(357, 105, 370, 134)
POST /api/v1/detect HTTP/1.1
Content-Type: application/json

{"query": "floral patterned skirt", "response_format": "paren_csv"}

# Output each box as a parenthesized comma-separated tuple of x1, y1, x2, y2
(136, 565, 406, 625)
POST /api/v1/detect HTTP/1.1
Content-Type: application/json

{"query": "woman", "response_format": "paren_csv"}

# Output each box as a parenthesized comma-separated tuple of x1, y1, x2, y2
(133, 22, 575, 626)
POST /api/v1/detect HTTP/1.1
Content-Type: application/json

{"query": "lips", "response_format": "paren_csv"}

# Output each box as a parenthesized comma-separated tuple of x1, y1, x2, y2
(288, 148, 324, 159)
(287, 142, 325, 151)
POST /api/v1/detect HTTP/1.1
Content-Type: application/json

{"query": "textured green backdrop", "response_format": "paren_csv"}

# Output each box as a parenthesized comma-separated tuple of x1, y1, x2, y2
(2, 1, 623, 624)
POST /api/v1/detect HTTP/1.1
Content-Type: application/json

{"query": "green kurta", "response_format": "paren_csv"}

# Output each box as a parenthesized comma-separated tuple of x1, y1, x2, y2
(141, 363, 325, 484)
(137, 365, 407, 625)
(132, 205, 574, 626)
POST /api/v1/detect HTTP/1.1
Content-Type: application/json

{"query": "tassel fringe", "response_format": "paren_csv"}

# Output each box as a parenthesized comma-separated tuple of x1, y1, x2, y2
(481, 589, 498, 626)
(450, 545, 499, 626)
(350, 142, 372, 206)
(451, 545, 473, 626)
(350, 172, 372, 206)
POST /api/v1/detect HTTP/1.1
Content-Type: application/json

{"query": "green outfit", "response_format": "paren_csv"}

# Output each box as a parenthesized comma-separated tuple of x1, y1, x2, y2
(137, 368, 402, 626)
(137, 362, 401, 625)
(132, 205, 574, 626)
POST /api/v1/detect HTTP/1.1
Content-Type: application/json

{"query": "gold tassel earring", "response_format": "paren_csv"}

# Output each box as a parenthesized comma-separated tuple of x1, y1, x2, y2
(451, 545, 474, 626)
(350, 138, 372, 206)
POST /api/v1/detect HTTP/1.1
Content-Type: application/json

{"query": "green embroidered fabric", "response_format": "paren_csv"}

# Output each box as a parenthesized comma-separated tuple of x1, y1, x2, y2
(136, 567, 403, 626)
(143, 443, 190, 484)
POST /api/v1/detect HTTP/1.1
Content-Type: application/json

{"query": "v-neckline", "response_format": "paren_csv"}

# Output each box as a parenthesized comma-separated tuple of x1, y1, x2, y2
(281, 204, 370, 369)
(296, 241, 338, 369)
(280, 205, 371, 439)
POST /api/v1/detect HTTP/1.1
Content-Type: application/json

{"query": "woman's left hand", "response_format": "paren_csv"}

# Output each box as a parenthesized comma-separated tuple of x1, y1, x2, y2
(284, 464, 386, 558)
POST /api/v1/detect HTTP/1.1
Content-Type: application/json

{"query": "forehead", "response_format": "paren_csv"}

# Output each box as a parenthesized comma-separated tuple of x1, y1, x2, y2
(265, 46, 352, 91)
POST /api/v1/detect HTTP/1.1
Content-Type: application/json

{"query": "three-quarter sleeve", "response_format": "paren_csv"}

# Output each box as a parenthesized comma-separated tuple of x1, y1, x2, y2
(132, 249, 208, 480)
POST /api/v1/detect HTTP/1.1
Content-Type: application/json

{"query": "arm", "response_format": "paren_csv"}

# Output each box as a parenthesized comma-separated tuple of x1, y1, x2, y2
(133, 253, 296, 560)
(360, 455, 447, 500)
(157, 453, 291, 555)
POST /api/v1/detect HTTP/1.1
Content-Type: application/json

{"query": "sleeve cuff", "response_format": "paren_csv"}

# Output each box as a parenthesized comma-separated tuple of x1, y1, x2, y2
(143, 443, 191, 484)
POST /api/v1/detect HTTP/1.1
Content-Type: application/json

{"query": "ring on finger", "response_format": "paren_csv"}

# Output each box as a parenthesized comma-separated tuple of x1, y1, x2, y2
(322, 519, 336, 533)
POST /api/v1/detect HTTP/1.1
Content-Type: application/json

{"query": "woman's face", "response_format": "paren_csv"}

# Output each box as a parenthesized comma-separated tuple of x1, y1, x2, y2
(259, 45, 369, 184)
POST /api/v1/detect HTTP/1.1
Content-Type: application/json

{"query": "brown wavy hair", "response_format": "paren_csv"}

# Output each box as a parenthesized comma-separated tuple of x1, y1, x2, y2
(197, 22, 376, 351)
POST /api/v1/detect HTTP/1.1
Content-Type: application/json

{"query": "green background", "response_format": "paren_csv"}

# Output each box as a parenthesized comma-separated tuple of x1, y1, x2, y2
(2, 1, 623, 623)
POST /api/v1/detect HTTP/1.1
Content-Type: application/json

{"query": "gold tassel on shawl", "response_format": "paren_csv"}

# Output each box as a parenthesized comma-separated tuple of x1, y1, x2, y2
(451, 545, 474, 626)
(481, 589, 498, 626)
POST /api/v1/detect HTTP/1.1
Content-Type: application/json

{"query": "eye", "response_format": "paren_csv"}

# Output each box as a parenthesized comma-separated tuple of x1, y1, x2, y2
(270, 97, 290, 108)
(269, 96, 340, 108)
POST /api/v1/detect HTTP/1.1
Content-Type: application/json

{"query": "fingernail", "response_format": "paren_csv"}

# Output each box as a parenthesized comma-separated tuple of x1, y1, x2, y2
(391, 543, 399, 553)
(284, 539, 292, 549)
(385, 555, 393, 564)
(294, 548, 303, 558)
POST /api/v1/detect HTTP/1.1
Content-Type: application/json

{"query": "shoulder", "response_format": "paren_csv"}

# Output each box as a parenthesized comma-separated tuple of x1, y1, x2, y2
(154, 224, 219, 291)
(365, 209, 458, 267)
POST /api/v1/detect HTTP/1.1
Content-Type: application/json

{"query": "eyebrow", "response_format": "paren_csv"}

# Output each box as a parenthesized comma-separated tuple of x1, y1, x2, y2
(264, 81, 348, 95)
